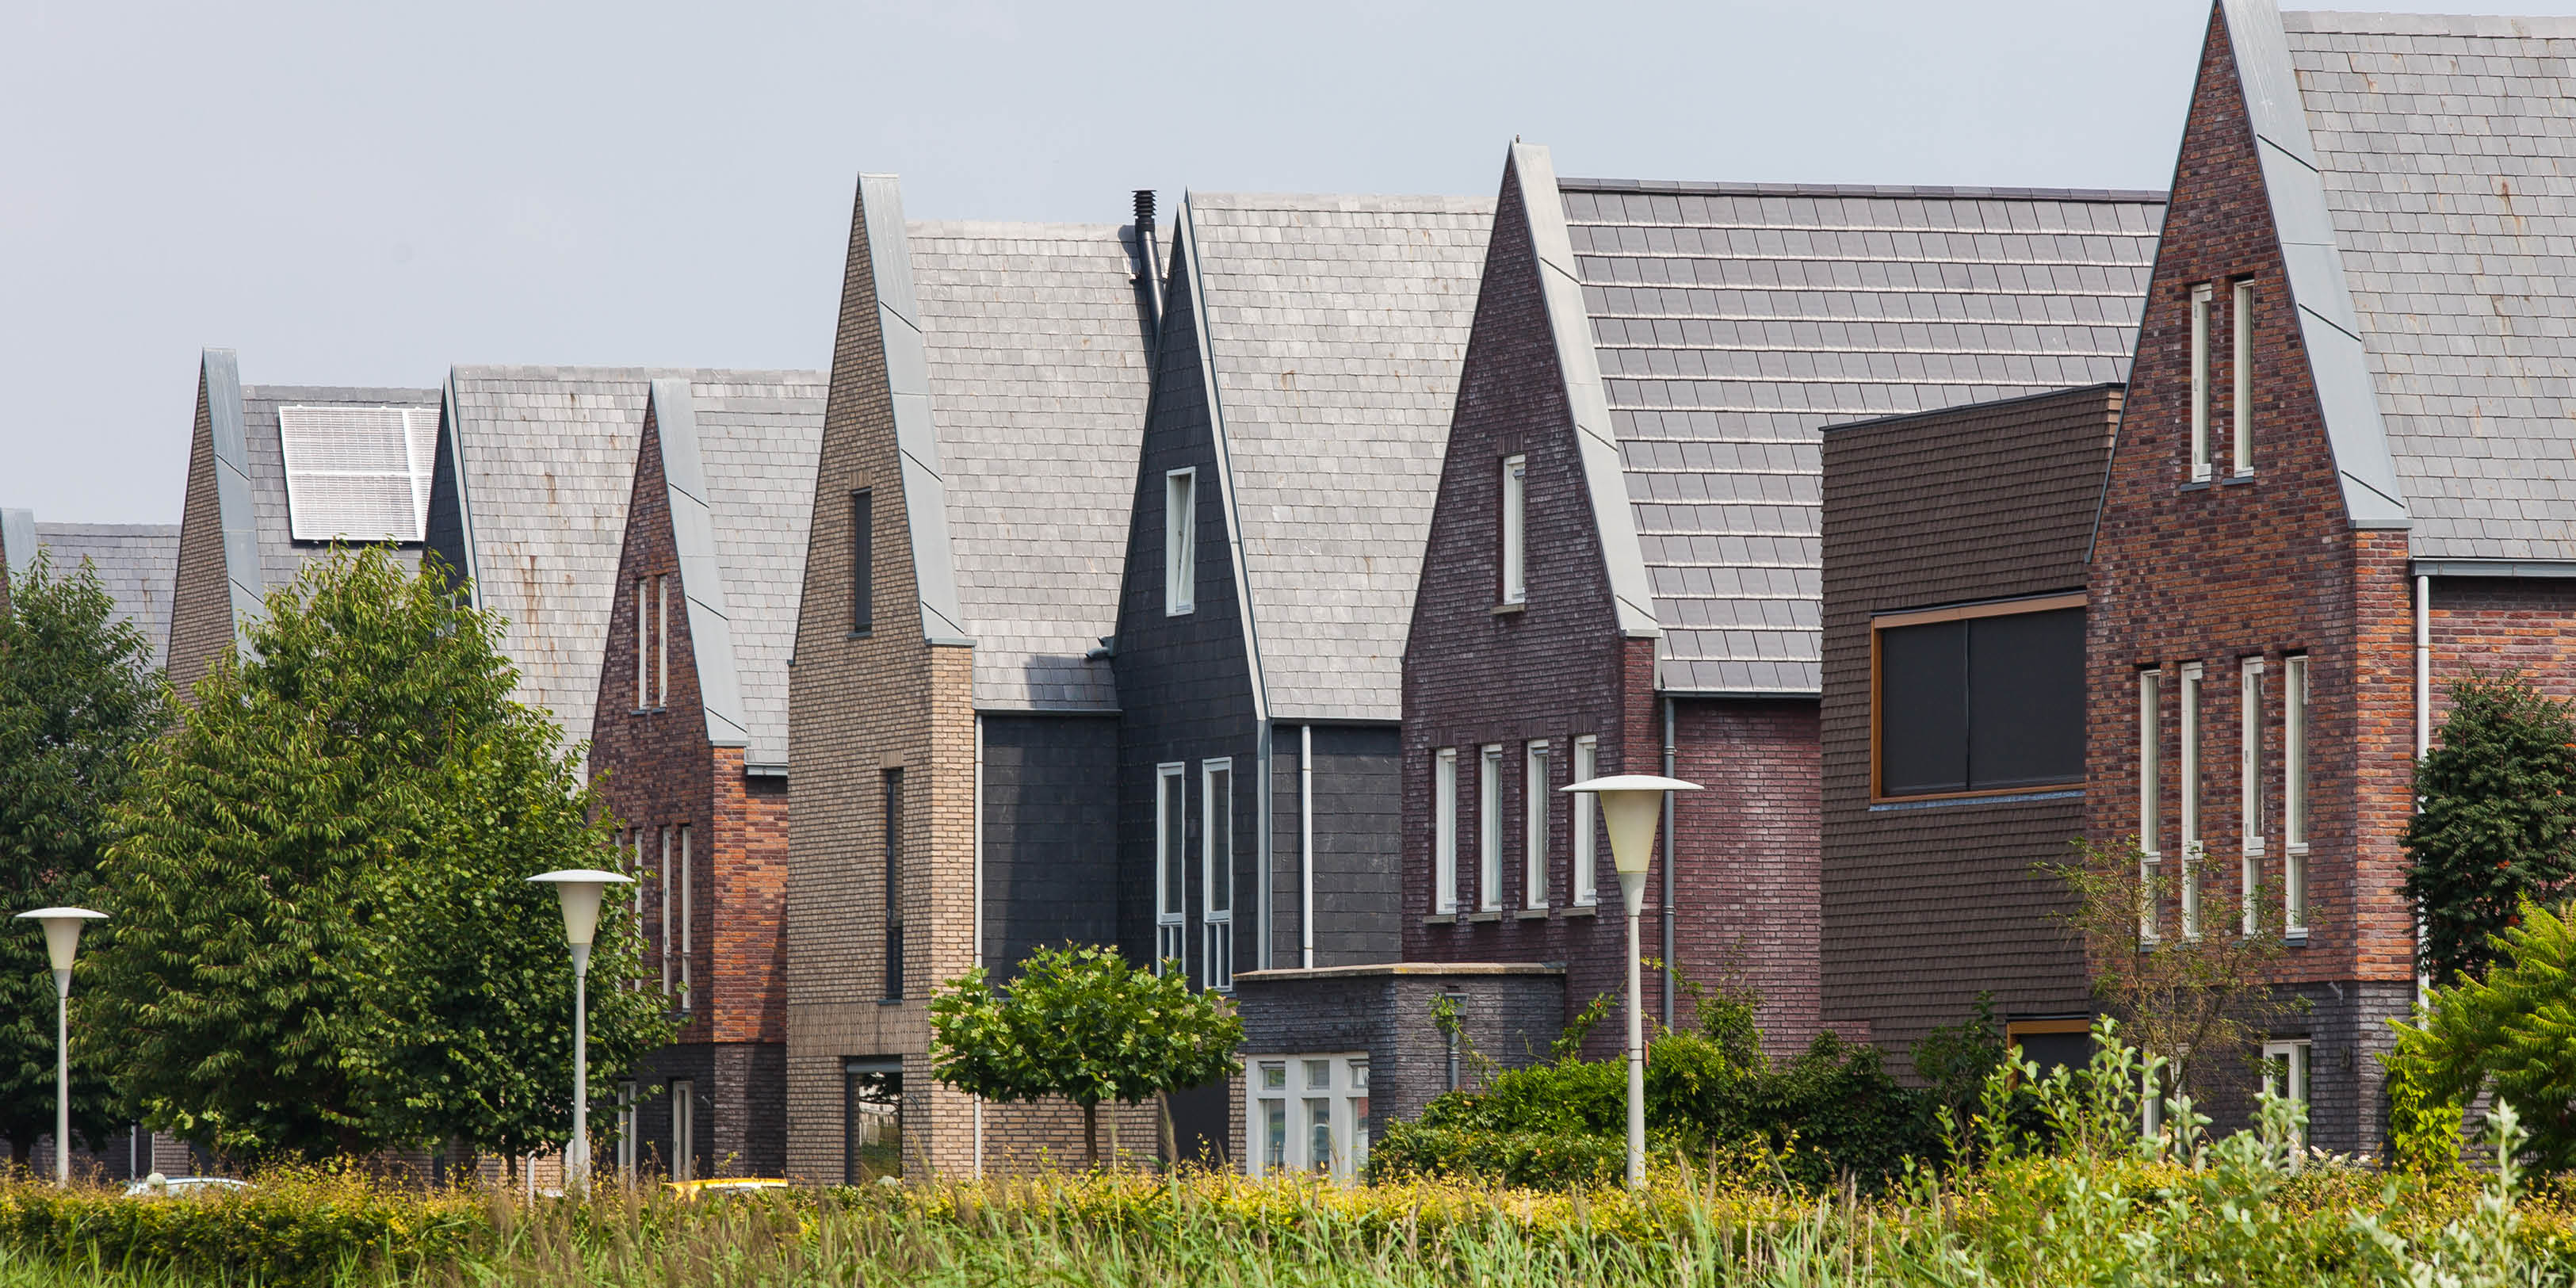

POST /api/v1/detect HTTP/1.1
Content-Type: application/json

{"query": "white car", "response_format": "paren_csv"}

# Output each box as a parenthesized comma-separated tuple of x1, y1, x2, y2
(121, 1173, 251, 1198)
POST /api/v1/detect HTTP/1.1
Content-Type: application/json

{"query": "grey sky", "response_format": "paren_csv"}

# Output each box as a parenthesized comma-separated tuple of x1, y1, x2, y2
(3, 1, 2558, 524)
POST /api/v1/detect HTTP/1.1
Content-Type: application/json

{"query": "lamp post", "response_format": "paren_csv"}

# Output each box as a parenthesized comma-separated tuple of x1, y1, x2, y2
(1562, 774, 1698, 1187)
(529, 869, 632, 1197)
(17, 908, 105, 1187)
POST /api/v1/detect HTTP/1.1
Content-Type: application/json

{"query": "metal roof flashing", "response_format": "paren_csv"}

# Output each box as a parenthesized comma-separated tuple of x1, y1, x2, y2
(858, 174, 972, 648)
(648, 379, 752, 752)
(201, 350, 268, 649)
(0, 510, 32, 580)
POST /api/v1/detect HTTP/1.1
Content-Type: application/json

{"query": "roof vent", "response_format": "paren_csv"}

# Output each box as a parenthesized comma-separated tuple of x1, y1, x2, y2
(277, 405, 440, 544)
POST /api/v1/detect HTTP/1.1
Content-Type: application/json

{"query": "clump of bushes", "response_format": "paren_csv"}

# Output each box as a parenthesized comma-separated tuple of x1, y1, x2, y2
(0, 1168, 486, 1286)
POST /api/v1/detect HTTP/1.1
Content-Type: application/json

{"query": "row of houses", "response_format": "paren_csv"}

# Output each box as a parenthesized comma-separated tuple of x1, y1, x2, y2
(10, 0, 2570, 1178)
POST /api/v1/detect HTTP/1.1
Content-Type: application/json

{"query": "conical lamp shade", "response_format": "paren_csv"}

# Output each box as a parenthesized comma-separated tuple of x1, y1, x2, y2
(1561, 775, 1700, 874)
(528, 869, 632, 948)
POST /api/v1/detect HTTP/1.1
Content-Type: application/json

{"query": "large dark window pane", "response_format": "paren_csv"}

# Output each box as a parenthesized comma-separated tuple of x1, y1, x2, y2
(1878, 621, 1967, 795)
(1966, 608, 2085, 789)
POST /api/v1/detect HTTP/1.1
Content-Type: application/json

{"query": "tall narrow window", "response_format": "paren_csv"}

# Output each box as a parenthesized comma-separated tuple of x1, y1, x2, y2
(616, 1082, 636, 1183)
(631, 830, 647, 989)
(1434, 749, 1458, 914)
(2261, 1039, 2311, 1151)
(850, 491, 873, 636)
(659, 826, 674, 995)
(843, 1060, 903, 1184)
(1523, 741, 1550, 909)
(2242, 657, 2265, 935)
(1572, 736, 1599, 907)
(2232, 280, 2255, 475)
(1156, 764, 1187, 968)
(634, 577, 648, 709)
(1203, 761, 1233, 991)
(655, 574, 669, 707)
(677, 823, 693, 1008)
(2190, 283, 2214, 481)
(1500, 455, 1527, 605)
(2180, 662, 2204, 938)
(883, 770, 904, 1000)
(2284, 654, 2310, 933)
(1477, 746, 1503, 912)
(2139, 668, 2161, 942)
(670, 1078, 697, 1183)
(1165, 469, 1196, 616)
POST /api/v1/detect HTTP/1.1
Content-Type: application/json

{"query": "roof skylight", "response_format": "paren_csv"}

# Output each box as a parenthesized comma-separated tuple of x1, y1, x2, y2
(277, 405, 440, 544)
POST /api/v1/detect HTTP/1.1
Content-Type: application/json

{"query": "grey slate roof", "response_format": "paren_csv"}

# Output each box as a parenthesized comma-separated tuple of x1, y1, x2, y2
(242, 385, 440, 587)
(1187, 192, 1493, 722)
(441, 366, 820, 752)
(645, 376, 826, 765)
(0, 514, 178, 669)
(913, 220, 1153, 711)
(2254, 6, 2576, 560)
(1557, 171, 2164, 691)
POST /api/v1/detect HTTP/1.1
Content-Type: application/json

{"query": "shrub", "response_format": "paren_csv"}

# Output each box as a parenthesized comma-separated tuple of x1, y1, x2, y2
(2405, 672, 2576, 986)
(1366, 1123, 1625, 1188)
(0, 1171, 484, 1287)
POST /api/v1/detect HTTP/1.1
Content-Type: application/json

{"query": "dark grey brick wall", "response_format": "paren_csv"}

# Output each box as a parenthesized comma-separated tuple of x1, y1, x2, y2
(1233, 968, 1565, 1147)
(980, 713, 1120, 975)
(1268, 724, 1405, 969)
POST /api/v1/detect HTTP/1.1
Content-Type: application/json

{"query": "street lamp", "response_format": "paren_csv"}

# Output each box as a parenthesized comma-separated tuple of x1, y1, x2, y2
(528, 869, 632, 1197)
(1562, 774, 1698, 1187)
(16, 907, 105, 1187)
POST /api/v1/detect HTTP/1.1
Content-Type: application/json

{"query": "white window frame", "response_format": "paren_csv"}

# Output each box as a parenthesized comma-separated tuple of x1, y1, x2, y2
(634, 577, 648, 710)
(2139, 668, 2161, 942)
(1433, 749, 1458, 914)
(2242, 657, 2265, 935)
(659, 825, 675, 995)
(2180, 662, 2204, 939)
(1500, 455, 1527, 605)
(1572, 736, 1599, 907)
(655, 573, 670, 708)
(1244, 1053, 1369, 1183)
(1164, 468, 1196, 616)
(2284, 655, 2310, 934)
(1523, 740, 1550, 910)
(616, 1081, 637, 1183)
(677, 823, 693, 1008)
(1155, 763, 1187, 970)
(670, 1077, 696, 1183)
(2232, 279, 2254, 476)
(2190, 283, 2214, 482)
(1202, 759, 1234, 992)
(1477, 746, 1503, 912)
(2261, 1038, 2311, 1152)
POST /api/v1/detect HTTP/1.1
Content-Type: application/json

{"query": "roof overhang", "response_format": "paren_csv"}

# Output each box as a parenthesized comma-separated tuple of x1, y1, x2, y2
(2413, 559, 2576, 580)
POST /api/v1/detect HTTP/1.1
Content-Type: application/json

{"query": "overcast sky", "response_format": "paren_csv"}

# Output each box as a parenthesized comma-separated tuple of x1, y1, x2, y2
(3, 0, 2559, 524)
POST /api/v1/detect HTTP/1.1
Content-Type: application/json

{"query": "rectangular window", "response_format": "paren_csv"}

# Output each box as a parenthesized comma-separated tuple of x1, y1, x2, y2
(1244, 1053, 1370, 1183)
(1156, 764, 1187, 969)
(670, 1077, 696, 1183)
(615, 1082, 636, 1182)
(1478, 746, 1503, 911)
(883, 770, 904, 1000)
(1523, 740, 1550, 909)
(1257, 1062, 1287, 1175)
(1572, 736, 1598, 907)
(677, 824, 693, 1008)
(2139, 667, 2161, 942)
(2242, 657, 2265, 936)
(2180, 662, 2204, 939)
(850, 491, 873, 636)
(1875, 603, 2084, 797)
(655, 574, 669, 708)
(634, 577, 648, 709)
(1433, 749, 1458, 914)
(2262, 1039, 2311, 1152)
(2191, 282, 2214, 481)
(1203, 760, 1233, 992)
(2284, 654, 2310, 932)
(843, 1059, 903, 1184)
(631, 830, 647, 988)
(1500, 455, 1527, 605)
(1165, 468, 1196, 616)
(659, 825, 673, 996)
(2233, 280, 2254, 476)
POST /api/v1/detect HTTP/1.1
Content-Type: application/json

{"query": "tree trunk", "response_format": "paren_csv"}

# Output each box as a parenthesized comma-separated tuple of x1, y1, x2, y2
(1160, 1092, 1177, 1170)
(1083, 1101, 1099, 1169)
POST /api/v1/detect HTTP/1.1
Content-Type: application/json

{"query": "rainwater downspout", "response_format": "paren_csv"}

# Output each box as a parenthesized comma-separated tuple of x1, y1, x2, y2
(973, 714, 986, 1179)
(1300, 724, 1315, 969)
(1661, 698, 1676, 1027)
(2416, 574, 2430, 1007)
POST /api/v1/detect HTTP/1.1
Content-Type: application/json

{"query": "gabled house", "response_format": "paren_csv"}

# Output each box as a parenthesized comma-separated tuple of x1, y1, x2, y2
(1387, 141, 2161, 1097)
(1113, 189, 1491, 1170)
(1819, 385, 2123, 1076)
(786, 175, 1156, 1182)
(0, 510, 178, 667)
(167, 349, 441, 698)
(587, 373, 824, 1183)
(2089, 0, 2576, 1153)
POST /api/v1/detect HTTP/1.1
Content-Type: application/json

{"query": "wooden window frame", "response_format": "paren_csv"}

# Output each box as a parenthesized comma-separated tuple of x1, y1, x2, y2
(1867, 592, 2086, 804)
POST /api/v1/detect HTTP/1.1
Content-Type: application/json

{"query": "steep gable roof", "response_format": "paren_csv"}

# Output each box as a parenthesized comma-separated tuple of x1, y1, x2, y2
(2225, 2, 2576, 561)
(1505, 144, 2165, 693)
(1179, 190, 1493, 722)
(0, 512, 178, 668)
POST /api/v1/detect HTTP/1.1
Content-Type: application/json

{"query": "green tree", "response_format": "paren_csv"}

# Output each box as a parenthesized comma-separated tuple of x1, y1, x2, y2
(0, 551, 169, 1167)
(2404, 674, 2576, 986)
(2387, 897, 2576, 1172)
(927, 943, 1242, 1168)
(91, 546, 666, 1163)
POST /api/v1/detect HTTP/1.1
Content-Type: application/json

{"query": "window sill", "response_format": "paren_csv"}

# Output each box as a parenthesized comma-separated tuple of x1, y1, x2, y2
(1515, 908, 1550, 920)
(1466, 911, 1501, 923)
(877, 997, 905, 1007)
(1165, 606, 1195, 618)
(2221, 472, 2255, 486)
(2284, 929, 2309, 947)
(1492, 602, 1525, 616)
(1423, 913, 1458, 925)
(1565, 904, 1598, 917)
(845, 629, 873, 640)
(2180, 478, 2212, 491)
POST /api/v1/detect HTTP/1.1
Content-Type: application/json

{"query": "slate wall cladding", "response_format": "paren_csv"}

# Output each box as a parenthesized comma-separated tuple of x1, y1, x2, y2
(1818, 387, 2119, 1070)
(1233, 966, 1565, 1148)
(1113, 254, 1258, 988)
(979, 713, 1121, 975)
(2087, 3, 2410, 1152)
(1264, 725, 1405, 969)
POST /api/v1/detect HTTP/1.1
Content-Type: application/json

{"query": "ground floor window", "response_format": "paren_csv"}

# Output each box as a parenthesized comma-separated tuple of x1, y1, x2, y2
(1244, 1053, 1368, 1182)
(669, 1077, 697, 1183)
(2262, 1038, 2311, 1151)
(844, 1059, 904, 1183)
(615, 1081, 636, 1183)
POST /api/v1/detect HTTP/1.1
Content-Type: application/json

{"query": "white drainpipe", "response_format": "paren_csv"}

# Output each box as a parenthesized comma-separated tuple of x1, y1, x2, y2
(1300, 724, 1315, 969)
(2415, 573, 2430, 1007)
(972, 714, 985, 1179)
